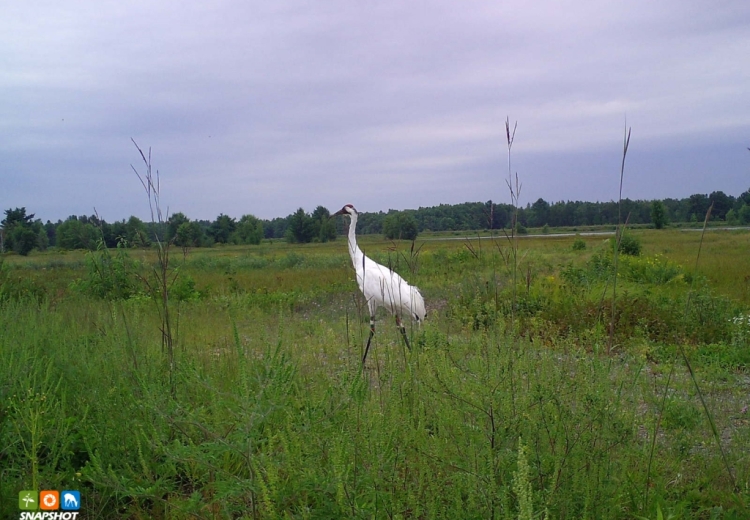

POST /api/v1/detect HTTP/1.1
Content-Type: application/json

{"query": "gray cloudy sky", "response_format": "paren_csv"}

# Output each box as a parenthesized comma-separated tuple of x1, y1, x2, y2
(2, 0, 749, 222)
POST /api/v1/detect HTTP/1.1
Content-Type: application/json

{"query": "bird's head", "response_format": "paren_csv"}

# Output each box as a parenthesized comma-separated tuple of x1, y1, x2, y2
(332, 204, 357, 218)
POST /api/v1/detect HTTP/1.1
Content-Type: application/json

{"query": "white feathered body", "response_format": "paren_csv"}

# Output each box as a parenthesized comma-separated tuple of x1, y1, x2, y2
(345, 212, 425, 323)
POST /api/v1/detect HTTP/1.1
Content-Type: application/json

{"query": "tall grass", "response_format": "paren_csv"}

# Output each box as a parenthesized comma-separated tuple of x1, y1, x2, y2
(131, 139, 179, 396)
(609, 125, 631, 354)
(504, 117, 520, 329)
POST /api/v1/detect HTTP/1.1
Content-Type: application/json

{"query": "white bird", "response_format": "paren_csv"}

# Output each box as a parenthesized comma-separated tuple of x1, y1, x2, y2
(332, 204, 426, 363)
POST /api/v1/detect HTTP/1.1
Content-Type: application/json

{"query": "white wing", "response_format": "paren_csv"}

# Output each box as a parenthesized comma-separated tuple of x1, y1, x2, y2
(358, 257, 425, 322)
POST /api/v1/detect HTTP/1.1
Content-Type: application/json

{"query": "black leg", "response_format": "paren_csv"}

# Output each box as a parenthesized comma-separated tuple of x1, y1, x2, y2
(363, 319, 375, 364)
(399, 326, 411, 350)
(396, 316, 411, 350)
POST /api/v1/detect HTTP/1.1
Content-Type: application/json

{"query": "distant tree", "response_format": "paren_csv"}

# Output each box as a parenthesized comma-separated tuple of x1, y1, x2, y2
(383, 211, 418, 240)
(2, 207, 36, 252)
(36, 226, 49, 251)
(56, 218, 99, 250)
(265, 217, 289, 239)
(737, 187, 750, 207)
(286, 208, 315, 243)
(208, 214, 236, 244)
(708, 191, 733, 220)
(167, 212, 190, 242)
(356, 211, 385, 235)
(108, 221, 128, 247)
(662, 198, 683, 223)
(125, 216, 150, 247)
(650, 200, 667, 229)
(311, 206, 337, 242)
(529, 198, 550, 228)
(43, 221, 57, 247)
(311, 206, 329, 221)
(687, 193, 710, 221)
(739, 204, 750, 225)
(174, 221, 205, 248)
(10, 226, 38, 256)
(2, 207, 35, 231)
(232, 214, 264, 245)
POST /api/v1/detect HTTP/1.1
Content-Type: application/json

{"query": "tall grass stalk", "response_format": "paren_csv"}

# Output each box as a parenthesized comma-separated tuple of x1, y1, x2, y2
(677, 203, 737, 493)
(131, 139, 178, 396)
(502, 117, 521, 425)
(505, 117, 520, 329)
(608, 125, 631, 354)
(644, 202, 740, 512)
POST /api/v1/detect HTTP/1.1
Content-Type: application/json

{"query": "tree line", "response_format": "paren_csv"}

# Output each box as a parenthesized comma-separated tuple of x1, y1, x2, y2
(2, 188, 750, 255)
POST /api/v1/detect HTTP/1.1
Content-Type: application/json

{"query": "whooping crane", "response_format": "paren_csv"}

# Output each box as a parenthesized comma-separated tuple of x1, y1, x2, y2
(332, 204, 425, 363)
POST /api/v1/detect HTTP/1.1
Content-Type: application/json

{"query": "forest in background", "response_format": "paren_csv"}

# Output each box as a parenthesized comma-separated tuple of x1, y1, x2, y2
(3, 188, 750, 255)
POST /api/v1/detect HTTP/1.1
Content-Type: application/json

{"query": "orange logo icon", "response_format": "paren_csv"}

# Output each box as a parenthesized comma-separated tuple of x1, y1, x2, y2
(40, 490, 59, 510)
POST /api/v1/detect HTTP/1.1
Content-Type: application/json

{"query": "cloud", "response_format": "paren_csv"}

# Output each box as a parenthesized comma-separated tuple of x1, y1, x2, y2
(1, 0, 749, 221)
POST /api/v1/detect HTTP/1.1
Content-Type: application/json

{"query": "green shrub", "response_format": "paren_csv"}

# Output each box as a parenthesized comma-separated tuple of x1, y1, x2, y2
(620, 254, 684, 285)
(171, 274, 201, 301)
(614, 233, 641, 256)
(572, 239, 586, 251)
(73, 241, 141, 299)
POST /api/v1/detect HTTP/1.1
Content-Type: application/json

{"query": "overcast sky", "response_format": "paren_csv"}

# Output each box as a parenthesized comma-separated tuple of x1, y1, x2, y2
(2, 0, 749, 222)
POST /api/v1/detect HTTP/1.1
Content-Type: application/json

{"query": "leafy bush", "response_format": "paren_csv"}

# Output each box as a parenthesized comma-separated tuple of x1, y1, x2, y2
(619, 254, 684, 285)
(613, 233, 641, 256)
(171, 274, 202, 301)
(572, 238, 586, 251)
(73, 241, 141, 299)
(559, 251, 612, 289)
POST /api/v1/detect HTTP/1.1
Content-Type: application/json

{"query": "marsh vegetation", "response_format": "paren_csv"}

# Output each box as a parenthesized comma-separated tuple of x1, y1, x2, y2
(1, 227, 749, 518)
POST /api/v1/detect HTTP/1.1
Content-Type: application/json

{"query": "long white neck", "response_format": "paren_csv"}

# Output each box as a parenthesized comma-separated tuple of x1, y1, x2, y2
(347, 212, 364, 268)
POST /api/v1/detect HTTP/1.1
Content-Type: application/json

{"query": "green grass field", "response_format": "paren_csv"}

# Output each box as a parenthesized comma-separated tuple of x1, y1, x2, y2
(1, 228, 749, 518)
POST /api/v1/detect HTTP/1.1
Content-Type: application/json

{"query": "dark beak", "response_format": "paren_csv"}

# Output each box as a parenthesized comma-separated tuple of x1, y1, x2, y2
(331, 209, 346, 218)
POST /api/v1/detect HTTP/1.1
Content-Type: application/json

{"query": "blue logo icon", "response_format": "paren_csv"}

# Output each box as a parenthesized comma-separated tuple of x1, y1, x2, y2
(60, 490, 80, 511)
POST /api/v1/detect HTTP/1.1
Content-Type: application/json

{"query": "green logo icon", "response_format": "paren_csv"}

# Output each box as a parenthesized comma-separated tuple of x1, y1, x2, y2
(19, 490, 38, 510)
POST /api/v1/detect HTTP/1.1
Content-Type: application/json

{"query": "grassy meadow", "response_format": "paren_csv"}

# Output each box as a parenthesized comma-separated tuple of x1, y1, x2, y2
(1, 228, 749, 519)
